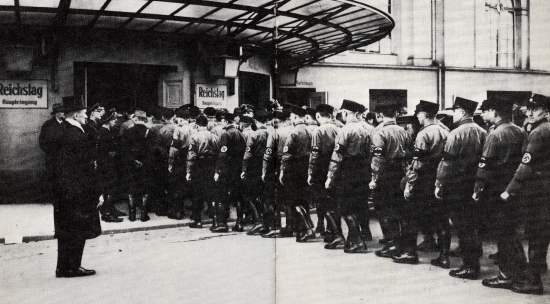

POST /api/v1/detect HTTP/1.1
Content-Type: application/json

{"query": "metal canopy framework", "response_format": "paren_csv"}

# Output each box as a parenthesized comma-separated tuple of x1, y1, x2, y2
(0, 0, 394, 70)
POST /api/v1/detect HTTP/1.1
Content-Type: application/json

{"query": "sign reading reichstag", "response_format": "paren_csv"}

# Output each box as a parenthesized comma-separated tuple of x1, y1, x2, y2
(0, 80, 48, 109)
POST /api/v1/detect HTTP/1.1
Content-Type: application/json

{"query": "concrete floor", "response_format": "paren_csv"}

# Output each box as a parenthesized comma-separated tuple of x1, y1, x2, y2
(1, 225, 549, 304)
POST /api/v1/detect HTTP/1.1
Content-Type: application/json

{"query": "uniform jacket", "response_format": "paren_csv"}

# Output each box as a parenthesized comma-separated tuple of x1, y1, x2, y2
(308, 121, 338, 183)
(474, 120, 525, 198)
(242, 126, 269, 179)
(435, 117, 487, 198)
(505, 118, 550, 196)
(281, 122, 312, 179)
(263, 124, 292, 179)
(169, 123, 194, 171)
(56, 120, 101, 240)
(215, 124, 246, 183)
(187, 127, 219, 177)
(405, 122, 449, 195)
(121, 124, 152, 170)
(371, 119, 411, 183)
(327, 119, 372, 184)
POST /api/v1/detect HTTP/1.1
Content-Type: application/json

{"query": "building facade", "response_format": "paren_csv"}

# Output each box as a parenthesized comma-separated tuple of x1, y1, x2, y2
(284, 0, 550, 112)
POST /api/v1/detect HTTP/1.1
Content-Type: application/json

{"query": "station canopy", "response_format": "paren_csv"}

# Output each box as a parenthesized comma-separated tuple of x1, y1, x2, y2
(0, 0, 394, 70)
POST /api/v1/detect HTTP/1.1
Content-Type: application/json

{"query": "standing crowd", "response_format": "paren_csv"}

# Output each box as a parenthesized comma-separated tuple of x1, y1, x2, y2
(39, 94, 549, 296)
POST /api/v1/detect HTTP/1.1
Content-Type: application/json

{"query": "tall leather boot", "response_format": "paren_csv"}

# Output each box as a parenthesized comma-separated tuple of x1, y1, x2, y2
(431, 230, 451, 269)
(247, 199, 265, 235)
(212, 202, 229, 233)
(324, 211, 343, 246)
(296, 206, 315, 242)
(233, 201, 244, 232)
(128, 195, 136, 222)
(140, 194, 150, 222)
(343, 215, 368, 253)
(528, 238, 549, 274)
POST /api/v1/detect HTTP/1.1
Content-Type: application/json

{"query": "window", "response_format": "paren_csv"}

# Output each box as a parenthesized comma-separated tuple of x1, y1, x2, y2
(485, 0, 515, 68)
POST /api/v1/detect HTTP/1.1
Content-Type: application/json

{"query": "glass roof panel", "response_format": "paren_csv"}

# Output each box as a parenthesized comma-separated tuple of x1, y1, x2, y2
(234, 28, 264, 40)
(126, 18, 159, 30)
(0, 0, 14, 5)
(258, 16, 295, 28)
(20, 12, 55, 25)
(19, 0, 59, 7)
(66, 14, 96, 26)
(207, 8, 245, 21)
(175, 4, 216, 18)
(235, 0, 273, 7)
(70, 0, 106, 10)
(95, 15, 130, 28)
(0, 11, 15, 24)
(141, 1, 183, 15)
(180, 22, 216, 34)
(154, 20, 189, 32)
(106, 0, 148, 13)
(291, 1, 341, 16)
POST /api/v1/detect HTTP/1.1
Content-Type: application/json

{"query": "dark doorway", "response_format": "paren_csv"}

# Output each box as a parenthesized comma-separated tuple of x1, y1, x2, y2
(74, 62, 177, 113)
(239, 71, 271, 110)
(487, 90, 531, 105)
(278, 87, 317, 107)
(369, 89, 408, 112)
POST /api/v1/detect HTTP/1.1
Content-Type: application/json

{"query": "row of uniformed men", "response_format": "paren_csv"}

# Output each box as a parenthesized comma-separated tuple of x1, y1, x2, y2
(163, 95, 549, 296)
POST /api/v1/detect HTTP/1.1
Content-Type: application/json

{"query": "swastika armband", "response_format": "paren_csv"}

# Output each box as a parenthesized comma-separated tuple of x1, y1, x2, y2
(265, 147, 273, 155)
(312, 146, 320, 152)
(373, 147, 383, 157)
(283, 146, 289, 153)
(246, 146, 251, 152)
(220, 146, 228, 153)
(522, 152, 532, 164)
(334, 144, 342, 152)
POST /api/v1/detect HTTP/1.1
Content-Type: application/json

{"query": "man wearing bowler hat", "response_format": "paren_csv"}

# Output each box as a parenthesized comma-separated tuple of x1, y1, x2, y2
(500, 94, 550, 295)
(396, 100, 449, 265)
(325, 99, 372, 253)
(435, 97, 487, 280)
(55, 96, 101, 278)
(39, 103, 65, 204)
(472, 96, 526, 290)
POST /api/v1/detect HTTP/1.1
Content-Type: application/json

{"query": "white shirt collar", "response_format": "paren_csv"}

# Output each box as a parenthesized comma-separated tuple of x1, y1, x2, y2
(65, 118, 85, 133)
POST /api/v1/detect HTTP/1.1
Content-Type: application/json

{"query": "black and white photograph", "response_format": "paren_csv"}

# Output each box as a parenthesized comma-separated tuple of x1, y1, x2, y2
(0, 0, 549, 303)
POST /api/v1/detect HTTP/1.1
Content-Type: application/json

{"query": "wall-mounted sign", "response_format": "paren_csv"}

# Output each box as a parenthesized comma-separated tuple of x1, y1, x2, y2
(0, 80, 48, 109)
(195, 83, 227, 108)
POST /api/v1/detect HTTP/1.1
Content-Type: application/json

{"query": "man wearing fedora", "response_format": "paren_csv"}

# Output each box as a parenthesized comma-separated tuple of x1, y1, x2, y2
(55, 96, 101, 278)
(39, 103, 65, 205)
(435, 97, 487, 280)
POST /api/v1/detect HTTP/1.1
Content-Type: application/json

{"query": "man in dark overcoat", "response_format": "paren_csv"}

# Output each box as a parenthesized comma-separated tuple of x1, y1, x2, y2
(55, 96, 101, 278)
(39, 103, 65, 203)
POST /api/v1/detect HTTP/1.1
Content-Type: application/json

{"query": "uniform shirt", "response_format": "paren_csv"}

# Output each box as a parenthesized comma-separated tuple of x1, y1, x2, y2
(435, 117, 487, 191)
(211, 122, 225, 139)
(263, 124, 292, 178)
(308, 121, 338, 183)
(327, 119, 372, 182)
(370, 119, 411, 183)
(242, 126, 269, 178)
(121, 124, 151, 166)
(215, 124, 246, 180)
(280, 122, 312, 176)
(405, 122, 449, 194)
(505, 118, 550, 196)
(474, 120, 525, 197)
(169, 122, 194, 168)
(186, 127, 219, 176)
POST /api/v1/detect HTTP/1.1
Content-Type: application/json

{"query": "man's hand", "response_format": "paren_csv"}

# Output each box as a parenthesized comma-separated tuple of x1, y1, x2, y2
(500, 191, 510, 202)
(168, 164, 173, 173)
(261, 174, 266, 182)
(279, 172, 284, 185)
(134, 160, 143, 168)
(369, 180, 377, 190)
(472, 192, 480, 202)
(325, 178, 332, 190)
(240, 172, 246, 180)
(307, 175, 313, 186)
(97, 194, 104, 209)
(434, 186, 443, 200)
(403, 186, 412, 201)
(214, 173, 220, 182)
(186, 173, 191, 182)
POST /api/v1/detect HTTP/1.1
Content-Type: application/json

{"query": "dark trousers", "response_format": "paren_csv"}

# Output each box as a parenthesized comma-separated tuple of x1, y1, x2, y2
(57, 237, 86, 271)
(375, 174, 403, 242)
(488, 198, 526, 278)
(449, 198, 482, 267)
(190, 159, 215, 223)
